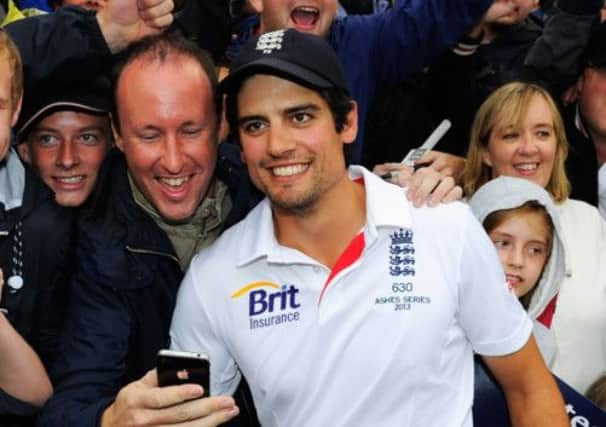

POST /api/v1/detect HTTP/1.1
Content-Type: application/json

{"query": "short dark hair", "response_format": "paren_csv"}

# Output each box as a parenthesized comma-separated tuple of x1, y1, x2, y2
(225, 78, 354, 141)
(111, 33, 220, 134)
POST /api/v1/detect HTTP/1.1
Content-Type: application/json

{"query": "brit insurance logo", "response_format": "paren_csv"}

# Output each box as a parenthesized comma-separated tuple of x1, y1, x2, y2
(231, 281, 302, 330)
(389, 228, 415, 277)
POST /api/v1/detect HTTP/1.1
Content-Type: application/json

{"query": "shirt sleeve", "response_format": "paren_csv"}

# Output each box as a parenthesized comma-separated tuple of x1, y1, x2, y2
(456, 211, 533, 356)
(170, 260, 240, 397)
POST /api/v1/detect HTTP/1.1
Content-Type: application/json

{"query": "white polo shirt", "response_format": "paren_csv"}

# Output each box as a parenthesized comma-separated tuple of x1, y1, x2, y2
(170, 166, 532, 427)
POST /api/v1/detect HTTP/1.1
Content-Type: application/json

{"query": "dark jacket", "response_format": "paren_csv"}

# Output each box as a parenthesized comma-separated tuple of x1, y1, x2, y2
(563, 104, 599, 206)
(6, 0, 232, 104)
(0, 163, 75, 427)
(38, 146, 262, 427)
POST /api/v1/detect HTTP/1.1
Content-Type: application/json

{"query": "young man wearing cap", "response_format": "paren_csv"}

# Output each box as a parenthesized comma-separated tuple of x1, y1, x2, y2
(0, 30, 74, 426)
(170, 29, 569, 426)
(14, 80, 111, 208)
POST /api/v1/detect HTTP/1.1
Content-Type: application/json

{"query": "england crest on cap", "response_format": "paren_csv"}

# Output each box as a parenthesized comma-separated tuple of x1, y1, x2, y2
(256, 30, 285, 54)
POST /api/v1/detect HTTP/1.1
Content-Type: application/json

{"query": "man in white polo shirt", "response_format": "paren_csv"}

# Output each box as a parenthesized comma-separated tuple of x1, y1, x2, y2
(170, 29, 568, 427)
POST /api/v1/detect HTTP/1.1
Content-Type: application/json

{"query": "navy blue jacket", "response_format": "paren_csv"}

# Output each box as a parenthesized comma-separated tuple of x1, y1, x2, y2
(6, 1, 231, 91)
(38, 146, 261, 427)
(0, 164, 75, 427)
(563, 104, 599, 206)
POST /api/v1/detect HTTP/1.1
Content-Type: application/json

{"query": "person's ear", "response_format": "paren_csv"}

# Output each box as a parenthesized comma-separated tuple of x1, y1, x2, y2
(16, 143, 31, 164)
(341, 101, 358, 146)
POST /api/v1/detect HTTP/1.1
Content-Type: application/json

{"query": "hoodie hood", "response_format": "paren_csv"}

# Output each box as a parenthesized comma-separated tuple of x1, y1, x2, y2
(469, 177, 566, 367)
(468, 176, 567, 321)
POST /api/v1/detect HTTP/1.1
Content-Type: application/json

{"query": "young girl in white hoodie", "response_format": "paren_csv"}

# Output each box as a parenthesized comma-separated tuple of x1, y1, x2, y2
(469, 176, 567, 367)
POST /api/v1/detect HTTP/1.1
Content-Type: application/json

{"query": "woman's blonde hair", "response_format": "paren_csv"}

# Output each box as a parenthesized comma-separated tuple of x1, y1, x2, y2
(462, 82, 570, 202)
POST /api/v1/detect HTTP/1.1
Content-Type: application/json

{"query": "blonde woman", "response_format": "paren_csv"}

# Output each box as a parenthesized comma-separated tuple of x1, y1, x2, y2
(463, 81, 606, 394)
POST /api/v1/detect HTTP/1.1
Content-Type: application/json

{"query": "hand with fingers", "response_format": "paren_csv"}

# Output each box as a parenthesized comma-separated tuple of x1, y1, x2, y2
(405, 166, 463, 208)
(482, 0, 519, 24)
(372, 162, 463, 207)
(415, 150, 466, 183)
(97, 0, 175, 53)
(467, 0, 518, 38)
(372, 162, 414, 184)
(101, 369, 239, 427)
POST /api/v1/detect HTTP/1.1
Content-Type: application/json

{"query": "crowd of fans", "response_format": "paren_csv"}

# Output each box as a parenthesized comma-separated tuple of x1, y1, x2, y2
(0, 0, 605, 426)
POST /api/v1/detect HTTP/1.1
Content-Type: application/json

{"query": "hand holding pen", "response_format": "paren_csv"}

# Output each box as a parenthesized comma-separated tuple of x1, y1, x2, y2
(373, 119, 464, 206)
(380, 119, 452, 180)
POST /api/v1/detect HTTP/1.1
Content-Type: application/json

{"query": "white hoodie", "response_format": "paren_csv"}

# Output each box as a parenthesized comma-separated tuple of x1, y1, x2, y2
(468, 177, 567, 368)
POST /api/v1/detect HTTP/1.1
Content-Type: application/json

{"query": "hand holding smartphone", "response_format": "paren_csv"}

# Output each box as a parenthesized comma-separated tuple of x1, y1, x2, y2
(157, 349, 211, 395)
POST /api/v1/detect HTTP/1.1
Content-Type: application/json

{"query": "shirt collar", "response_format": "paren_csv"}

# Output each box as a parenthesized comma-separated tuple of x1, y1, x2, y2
(236, 165, 413, 267)
(128, 172, 231, 267)
(0, 148, 25, 211)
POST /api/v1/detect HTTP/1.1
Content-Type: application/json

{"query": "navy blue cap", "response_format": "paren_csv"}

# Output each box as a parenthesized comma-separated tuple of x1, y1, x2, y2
(220, 29, 349, 95)
(16, 76, 111, 139)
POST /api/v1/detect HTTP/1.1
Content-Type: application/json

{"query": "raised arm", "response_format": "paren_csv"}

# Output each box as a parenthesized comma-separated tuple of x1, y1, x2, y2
(6, 0, 173, 97)
(332, 0, 494, 85)
(96, 0, 173, 53)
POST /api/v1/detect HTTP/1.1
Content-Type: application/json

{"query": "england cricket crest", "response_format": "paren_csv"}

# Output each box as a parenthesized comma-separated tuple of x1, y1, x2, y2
(389, 228, 415, 276)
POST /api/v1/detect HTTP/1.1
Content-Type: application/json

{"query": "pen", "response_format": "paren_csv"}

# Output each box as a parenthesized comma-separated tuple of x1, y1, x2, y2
(382, 119, 452, 180)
